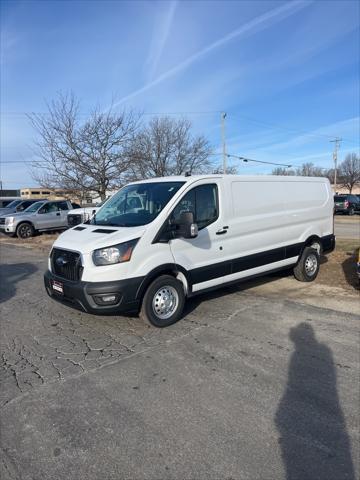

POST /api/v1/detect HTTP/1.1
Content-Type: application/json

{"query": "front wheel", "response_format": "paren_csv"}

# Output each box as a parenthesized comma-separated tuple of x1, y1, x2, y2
(16, 222, 35, 239)
(140, 275, 185, 327)
(348, 207, 355, 216)
(293, 247, 320, 282)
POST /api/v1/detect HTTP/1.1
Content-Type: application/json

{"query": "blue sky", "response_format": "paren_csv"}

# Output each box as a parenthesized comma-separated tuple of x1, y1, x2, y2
(0, 0, 359, 188)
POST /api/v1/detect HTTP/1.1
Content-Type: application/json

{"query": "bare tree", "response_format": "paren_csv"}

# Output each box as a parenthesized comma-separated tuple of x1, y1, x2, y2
(324, 168, 335, 184)
(272, 163, 328, 177)
(271, 167, 295, 176)
(29, 93, 140, 200)
(212, 164, 238, 174)
(295, 162, 324, 177)
(338, 153, 360, 193)
(127, 117, 212, 180)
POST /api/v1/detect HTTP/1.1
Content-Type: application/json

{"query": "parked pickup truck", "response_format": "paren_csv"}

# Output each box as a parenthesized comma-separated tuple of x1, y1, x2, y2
(0, 200, 74, 238)
(67, 205, 101, 226)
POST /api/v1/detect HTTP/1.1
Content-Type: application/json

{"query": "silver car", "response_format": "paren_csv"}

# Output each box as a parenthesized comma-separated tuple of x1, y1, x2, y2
(0, 200, 73, 238)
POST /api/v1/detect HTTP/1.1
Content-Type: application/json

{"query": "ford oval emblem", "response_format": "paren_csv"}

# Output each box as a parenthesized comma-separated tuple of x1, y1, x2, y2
(56, 256, 68, 266)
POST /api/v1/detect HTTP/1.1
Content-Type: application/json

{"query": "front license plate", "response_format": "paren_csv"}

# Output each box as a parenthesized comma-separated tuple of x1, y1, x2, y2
(52, 280, 64, 294)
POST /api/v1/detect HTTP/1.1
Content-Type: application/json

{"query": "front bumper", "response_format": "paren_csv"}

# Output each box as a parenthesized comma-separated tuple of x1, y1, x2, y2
(334, 207, 348, 214)
(0, 224, 16, 233)
(44, 269, 144, 314)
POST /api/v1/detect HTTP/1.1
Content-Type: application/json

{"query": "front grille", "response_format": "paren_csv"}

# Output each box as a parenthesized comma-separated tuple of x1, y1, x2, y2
(51, 248, 83, 281)
(0, 218, 5, 225)
(68, 214, 83, 226)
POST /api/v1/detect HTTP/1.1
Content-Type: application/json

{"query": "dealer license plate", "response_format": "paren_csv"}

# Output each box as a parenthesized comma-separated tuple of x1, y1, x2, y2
(52, 280, 64, 294)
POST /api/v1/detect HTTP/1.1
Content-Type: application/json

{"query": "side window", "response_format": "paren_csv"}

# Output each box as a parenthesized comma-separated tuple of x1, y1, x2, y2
(172, 190, 196, 224)
(17, 201, 31, 211)
(171, 184, 218, 230)
(57, 201, 69, 210)
(42, 202, 58, 213)
(195, 184, 218, 229)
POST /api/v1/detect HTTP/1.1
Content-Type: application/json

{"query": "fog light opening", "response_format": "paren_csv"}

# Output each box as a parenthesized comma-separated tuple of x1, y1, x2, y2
(93, 293, 120, 306)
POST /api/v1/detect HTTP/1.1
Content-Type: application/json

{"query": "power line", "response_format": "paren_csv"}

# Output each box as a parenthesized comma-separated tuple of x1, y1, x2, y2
(227, 153, 292, 168)
(2, 110, 358, 145)
(229, 113, 358, 145)
(0, 110, 222, 117)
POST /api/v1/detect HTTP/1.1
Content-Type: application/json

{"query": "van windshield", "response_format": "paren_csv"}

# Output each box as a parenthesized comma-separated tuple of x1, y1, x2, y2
(92, 182, 185, 227)
(334, 196, 345, 202)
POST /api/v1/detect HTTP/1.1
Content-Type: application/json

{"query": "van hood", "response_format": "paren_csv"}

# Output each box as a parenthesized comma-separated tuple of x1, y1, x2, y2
(53, 224, 147, 254)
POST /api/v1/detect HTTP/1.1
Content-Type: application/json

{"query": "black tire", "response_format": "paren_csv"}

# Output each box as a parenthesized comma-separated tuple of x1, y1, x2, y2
(348, 207, 354, 216)
(16, 222, 35, 239)
(140, 275, 185, 327)
(293, 246, 320, 282)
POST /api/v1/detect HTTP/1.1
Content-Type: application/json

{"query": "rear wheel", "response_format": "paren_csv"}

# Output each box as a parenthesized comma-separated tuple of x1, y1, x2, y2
(140, 275, 185, 327)
(293, 247, 320, 282)
(16, 222, 35, 239)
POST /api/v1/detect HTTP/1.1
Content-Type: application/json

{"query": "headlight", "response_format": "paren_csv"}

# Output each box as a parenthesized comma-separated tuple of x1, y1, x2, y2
(92, 239, 139, 266)
(5, 217, 14, 225)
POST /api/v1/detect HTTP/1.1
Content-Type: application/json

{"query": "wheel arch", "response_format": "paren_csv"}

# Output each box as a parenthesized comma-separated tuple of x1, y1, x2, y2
(16, 220, 35, 231)
(135, 263, 191, 302)
(303, 235, 323, 255)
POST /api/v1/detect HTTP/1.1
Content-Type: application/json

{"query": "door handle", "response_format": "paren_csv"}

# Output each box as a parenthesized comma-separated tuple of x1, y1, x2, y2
(216, 227, 228, 235)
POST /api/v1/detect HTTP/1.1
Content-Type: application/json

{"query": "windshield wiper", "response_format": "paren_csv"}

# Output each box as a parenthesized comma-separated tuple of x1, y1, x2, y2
(94, 222, 128, 227)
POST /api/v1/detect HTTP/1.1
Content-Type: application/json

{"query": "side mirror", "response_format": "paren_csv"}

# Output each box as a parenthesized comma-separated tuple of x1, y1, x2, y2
(178, 211, 198, 239)
(16, 205, 25, 212)
(38, 208, 46, 214)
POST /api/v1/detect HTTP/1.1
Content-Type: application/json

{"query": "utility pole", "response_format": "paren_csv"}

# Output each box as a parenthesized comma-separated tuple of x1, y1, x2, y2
(221, 112, 227, 174)
(330, 137, 342, 193)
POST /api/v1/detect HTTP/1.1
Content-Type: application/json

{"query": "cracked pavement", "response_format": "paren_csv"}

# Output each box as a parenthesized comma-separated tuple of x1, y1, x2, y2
(0, 244, 359, 480)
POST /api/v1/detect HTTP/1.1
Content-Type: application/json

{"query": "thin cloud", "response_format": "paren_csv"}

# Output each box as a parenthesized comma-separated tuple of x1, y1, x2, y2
(263, 117, 360, 151)
(145, 0, 177, 81)
(108, 0, 312, 110)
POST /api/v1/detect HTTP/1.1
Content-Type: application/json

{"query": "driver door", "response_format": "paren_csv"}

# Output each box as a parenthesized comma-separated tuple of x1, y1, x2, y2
(169, 180, 230, 293)
(37, 202, 61, 229)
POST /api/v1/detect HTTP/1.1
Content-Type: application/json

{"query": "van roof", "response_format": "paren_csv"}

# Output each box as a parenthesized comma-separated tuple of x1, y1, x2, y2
(129, 174, 330, 184)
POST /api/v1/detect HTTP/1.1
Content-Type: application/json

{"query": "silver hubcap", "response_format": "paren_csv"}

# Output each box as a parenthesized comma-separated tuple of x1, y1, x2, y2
(152, 286, 179, 319)
(305, 254, 318, 276)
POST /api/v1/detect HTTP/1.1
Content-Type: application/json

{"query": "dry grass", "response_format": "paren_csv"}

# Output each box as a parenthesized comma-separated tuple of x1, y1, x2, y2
(317, 240, 359, 292)
(0, 231, 60, 252)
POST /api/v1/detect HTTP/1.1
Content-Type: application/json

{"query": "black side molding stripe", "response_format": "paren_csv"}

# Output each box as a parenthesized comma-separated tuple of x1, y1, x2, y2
(189, 235, 334, 286)
(232, 246, 284, 274)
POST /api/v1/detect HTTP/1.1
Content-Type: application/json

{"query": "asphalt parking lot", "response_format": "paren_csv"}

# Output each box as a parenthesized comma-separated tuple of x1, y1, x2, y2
(0, 244, 359, 480)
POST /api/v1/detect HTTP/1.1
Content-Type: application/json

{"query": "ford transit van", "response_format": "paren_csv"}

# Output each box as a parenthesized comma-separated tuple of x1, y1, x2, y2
(44, 175, 335, 327)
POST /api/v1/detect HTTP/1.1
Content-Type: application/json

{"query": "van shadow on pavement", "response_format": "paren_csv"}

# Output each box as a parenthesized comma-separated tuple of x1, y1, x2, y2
(0, 263, 38, 304)
(183, 269, 291, 317)
(275, 323, 355, 480)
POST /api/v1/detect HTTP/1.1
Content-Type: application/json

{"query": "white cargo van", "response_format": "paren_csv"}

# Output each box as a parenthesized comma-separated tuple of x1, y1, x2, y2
(44, 175, 335, 327)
